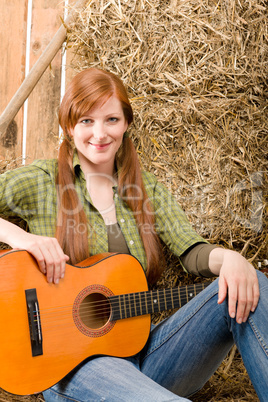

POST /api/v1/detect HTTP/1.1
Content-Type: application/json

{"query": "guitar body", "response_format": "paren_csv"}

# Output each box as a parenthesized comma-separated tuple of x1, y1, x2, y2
(0, 250, 150, 395)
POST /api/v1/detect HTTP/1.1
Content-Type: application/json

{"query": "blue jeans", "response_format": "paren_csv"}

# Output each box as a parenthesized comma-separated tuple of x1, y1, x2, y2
(43, 271, 268, 402)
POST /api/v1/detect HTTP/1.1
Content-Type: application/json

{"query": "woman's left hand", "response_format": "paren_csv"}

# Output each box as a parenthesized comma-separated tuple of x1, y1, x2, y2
(209, 248, 259, 323)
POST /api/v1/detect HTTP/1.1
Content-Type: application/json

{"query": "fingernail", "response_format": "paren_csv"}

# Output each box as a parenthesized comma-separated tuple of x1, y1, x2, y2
(61, 273, 65, 279)
(237, 318, 242, 324)
(48, 277, 53, 283)
(55, 279, 59, 285)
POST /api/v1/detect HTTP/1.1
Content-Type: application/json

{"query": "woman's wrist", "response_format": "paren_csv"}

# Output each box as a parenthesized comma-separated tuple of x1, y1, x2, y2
(208, 247, 228, 276)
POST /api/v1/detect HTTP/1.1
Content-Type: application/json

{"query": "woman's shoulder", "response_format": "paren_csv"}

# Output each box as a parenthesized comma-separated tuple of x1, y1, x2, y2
(141, 170, 169, 193)
(0, 158, 58, 183)
(141, 170, 158, 185)
(31, 158, 58, 173)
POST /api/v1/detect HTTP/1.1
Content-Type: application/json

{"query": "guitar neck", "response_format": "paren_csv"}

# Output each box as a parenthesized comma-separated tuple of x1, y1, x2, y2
(110, 282, 210, 321)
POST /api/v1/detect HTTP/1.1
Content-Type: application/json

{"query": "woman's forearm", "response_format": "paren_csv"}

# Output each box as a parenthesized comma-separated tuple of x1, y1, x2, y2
(0, 217, 28, 248)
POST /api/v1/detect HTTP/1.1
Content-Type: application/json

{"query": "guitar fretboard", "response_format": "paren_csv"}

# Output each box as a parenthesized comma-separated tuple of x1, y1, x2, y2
(110, 282, 210, 321)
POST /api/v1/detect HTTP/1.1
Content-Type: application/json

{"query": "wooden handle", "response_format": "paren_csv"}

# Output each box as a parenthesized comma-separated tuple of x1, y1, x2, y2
(0, 0, 89, 139)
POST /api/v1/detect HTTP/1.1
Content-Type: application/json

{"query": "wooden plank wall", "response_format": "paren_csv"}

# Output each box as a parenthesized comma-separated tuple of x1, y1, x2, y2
(0, 0, 69, 164)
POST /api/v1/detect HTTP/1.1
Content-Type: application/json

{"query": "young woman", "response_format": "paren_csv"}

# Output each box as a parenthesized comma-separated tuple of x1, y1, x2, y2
(0, 68, 267, 401)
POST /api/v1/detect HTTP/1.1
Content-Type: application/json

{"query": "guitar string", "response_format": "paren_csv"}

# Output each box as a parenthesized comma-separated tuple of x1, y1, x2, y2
(32, 284, 209, 326)
(34, 286, 209, 331)
(37, 283, 207, 319)
(38, 294, 194, 331)
(37, 284, 208, 320)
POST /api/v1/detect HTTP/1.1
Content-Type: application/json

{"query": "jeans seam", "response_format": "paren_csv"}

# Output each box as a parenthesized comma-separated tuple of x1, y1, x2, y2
(249, 316, 268, 357)
(44, 388, 83, 402)
(142, 286, 219, 362)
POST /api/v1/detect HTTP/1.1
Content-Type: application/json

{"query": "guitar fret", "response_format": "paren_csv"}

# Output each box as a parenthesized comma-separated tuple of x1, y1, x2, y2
(139, 292, 142, 316)
(145, 292, 149, 314)
(150, 291, 154, 313)
(156, 291, 160, 312)
(133, 293, 138, 317)
(119, 294, 123, 319)
(123, 294, 127, 319)
(151, 290, 158, 314)
(163, 289, 167, 311)
(165, 289, 173, 310)
(129, 293, 136, 318)
(110, 282, 210, 321)
(128, 294, 131, 318)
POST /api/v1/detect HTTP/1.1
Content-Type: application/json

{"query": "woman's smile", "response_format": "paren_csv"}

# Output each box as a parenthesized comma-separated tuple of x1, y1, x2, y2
(88, 141, 112, 150)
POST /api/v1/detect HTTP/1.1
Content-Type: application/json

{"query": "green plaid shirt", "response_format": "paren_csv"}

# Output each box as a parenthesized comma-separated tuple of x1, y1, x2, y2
(0, 153, 205, 271)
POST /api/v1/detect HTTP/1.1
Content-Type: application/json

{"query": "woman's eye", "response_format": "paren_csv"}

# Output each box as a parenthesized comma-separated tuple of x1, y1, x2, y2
(108, 117, 118, 123)
(81, 119, 91, 124)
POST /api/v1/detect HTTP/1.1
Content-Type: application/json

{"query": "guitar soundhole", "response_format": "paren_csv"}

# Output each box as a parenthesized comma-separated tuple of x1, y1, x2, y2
(73, 285, 115, 337)
(79, 293, 110, 329)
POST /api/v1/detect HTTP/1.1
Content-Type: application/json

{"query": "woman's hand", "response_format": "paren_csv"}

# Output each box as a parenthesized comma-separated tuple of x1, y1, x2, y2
(209, 248, 259, 323)
(16, 232, 69, 284)
(1, 218, 69, 284)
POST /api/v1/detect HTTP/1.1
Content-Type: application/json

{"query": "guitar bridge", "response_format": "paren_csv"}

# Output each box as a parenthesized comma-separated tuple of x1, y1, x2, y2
(25, 289, 43, 357)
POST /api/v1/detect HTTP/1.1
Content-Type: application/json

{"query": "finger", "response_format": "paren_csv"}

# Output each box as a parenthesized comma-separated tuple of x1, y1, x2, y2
(227, 285, 238, 320)
(50, 239, 69, 283)
(46, 240, 67, 284)
(217, 276, 228, 305)
(251, 279, 260, 313)
(27, 247, 47, 275)
(44, 252, 56, 284)
(235, 282, 247, 324)
(242, 286, 253, 322)
(46, 238, 69, 284)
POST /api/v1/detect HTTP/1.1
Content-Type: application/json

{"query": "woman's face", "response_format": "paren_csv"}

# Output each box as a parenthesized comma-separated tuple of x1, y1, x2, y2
(70, 96, 128, 173)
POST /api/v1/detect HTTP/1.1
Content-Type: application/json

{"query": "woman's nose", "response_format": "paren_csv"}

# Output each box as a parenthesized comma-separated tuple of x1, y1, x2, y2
(92, 122, 107, 141)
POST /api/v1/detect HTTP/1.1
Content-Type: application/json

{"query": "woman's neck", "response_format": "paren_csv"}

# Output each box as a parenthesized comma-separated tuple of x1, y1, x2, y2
(77, 151, 117, 183)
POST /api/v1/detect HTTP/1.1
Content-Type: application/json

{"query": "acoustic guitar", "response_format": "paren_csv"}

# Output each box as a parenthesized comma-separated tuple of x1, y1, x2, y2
(0, 249, 209, 395)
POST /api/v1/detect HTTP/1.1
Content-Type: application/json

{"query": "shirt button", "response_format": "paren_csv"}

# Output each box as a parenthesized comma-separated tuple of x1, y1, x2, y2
(129, 240, 134, 246)
(120, 219, 125, 223)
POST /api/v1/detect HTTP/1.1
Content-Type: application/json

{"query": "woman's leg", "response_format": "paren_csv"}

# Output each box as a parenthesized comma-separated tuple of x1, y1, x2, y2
(43, 271, 268, 402)
(141, 271, 268, 401)
(43, 355, 190, 402)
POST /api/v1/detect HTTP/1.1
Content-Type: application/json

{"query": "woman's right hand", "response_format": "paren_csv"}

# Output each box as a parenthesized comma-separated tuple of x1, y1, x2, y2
(15, 232, 69, 284)
(1, 218, 69, 284)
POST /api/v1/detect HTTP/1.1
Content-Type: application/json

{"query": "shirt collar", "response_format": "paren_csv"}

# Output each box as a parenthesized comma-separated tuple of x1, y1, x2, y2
(72, 150, 119, 192)
(72, 150, 81, 170)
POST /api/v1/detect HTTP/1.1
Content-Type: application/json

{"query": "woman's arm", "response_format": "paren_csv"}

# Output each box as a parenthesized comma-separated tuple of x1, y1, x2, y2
(0, 218, 68, 284)
(209, 247, 259, 324)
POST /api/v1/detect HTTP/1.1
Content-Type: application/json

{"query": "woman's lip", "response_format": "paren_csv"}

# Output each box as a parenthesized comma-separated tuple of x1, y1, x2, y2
(89, 142, 111, 149)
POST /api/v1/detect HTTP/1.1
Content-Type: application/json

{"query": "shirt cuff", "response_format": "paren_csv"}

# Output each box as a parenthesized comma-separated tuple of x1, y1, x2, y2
(180, 243, 219, 277)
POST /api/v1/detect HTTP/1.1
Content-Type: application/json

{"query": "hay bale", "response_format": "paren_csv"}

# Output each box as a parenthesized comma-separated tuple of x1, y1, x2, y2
(66, 0, 267, 267)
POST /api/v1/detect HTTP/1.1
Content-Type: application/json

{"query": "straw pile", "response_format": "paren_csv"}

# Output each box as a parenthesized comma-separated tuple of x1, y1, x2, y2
(0, 0, 267, 400)
(66, 0, 267, 263)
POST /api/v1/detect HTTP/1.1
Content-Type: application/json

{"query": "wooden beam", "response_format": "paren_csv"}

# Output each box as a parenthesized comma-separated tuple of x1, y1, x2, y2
(25, 0, 63, 161)
(0, 0, 27, 161)
(0, 0, 89, 141)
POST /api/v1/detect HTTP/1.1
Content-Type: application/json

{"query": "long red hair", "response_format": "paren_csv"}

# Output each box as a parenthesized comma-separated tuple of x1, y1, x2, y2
(56, 68, 164, 283)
